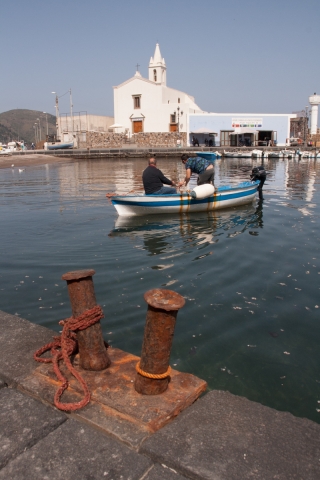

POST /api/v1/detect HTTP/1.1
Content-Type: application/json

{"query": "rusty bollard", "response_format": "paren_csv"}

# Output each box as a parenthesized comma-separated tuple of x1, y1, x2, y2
(135, 289, 185, 395)
(61, 269, 111, 371)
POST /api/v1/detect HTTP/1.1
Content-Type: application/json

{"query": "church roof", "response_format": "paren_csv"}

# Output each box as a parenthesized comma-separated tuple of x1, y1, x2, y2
(113, 74, 156, 89)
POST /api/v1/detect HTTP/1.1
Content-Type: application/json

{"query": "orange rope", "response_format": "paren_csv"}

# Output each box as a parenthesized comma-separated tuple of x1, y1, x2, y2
(136, 362, 171, 379)
(34, 305, 105, 412)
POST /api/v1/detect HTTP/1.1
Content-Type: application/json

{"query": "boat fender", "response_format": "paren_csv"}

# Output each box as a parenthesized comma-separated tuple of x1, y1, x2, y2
(190, 184, 215, 199)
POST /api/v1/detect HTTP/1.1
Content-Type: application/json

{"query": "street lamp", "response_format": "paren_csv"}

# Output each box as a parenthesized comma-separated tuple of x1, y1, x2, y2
(175, 106, 183, 134)
(34, 122, 39, 143)
(52, 92, 59, 120)
(37, 117, 42, 141)
(43, 111, 48, 137)
(52, 89, 73, 140)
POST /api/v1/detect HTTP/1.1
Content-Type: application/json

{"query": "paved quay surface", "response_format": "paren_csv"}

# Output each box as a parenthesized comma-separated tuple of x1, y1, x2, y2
(1, 309, 320, 479)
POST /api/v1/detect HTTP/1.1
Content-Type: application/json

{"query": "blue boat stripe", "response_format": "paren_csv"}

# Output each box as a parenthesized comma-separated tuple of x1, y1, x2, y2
(112, 187, 257, 208)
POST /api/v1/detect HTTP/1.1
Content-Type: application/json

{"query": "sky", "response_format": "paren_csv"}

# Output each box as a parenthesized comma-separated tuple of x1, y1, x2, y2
(2, 0, 320, 121)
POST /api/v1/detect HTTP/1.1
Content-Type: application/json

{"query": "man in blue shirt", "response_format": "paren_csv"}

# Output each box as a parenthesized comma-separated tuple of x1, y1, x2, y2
(178, 154, 214, 188)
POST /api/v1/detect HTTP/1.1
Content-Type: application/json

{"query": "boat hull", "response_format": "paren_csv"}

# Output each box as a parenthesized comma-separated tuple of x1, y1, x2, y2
(111, 182, 259, 216)
(223, 151, 252, 158)
(47, 142, 74, 150)
(195, 152, 217, 160)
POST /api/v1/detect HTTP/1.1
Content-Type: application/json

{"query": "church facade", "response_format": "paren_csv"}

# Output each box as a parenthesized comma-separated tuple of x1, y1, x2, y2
(113, 44, 203, 136)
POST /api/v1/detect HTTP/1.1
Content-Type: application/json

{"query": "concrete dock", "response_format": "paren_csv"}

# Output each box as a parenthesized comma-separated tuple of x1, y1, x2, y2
(1, 309, 320, 479)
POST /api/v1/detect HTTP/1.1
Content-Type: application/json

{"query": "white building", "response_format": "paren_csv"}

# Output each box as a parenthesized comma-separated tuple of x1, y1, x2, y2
(189, 113, 297, 147)
(113, 44, 204, 135)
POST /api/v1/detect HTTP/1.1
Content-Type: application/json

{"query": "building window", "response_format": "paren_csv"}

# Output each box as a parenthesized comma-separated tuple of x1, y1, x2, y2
(153, 69, 157, 82)
(178, 98, 180, 103)
(133, 96, 141, 109)
(170, 113, 176, 124)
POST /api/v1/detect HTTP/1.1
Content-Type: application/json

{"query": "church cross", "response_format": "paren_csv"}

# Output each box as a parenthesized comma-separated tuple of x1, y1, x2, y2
(136, 63, 140, 72)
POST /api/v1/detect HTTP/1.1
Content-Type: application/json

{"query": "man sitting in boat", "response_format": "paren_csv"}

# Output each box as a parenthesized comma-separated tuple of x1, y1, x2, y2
(142, 157, 177, 195)
(179, 154, 214, 188)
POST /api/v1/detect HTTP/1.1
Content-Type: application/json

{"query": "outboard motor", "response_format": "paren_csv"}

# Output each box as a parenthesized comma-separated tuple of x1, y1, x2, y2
(250, 166, 267, 200)
(250, 166, 266, 180)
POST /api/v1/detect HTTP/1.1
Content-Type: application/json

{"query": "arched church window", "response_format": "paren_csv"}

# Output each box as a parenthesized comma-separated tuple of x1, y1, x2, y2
(153, 69, 157, 82)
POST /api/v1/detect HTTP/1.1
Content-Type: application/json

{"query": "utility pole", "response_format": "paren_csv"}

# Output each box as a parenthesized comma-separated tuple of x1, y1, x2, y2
(37, 117, 42, 141)
(70, 88, 74, 137)
(43, 112, 48, 137)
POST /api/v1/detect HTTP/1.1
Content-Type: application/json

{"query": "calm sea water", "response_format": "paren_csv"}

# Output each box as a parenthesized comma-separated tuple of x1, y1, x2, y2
(0, 156, 319, 422)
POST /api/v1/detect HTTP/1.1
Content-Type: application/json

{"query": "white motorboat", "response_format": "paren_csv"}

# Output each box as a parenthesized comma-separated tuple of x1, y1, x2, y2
(0, 145, 12, 155)
(223, 150, 252, 158)
(281, 149, 296, 158)
(268, 151, 283, 158)
(251, 149, 263, 157)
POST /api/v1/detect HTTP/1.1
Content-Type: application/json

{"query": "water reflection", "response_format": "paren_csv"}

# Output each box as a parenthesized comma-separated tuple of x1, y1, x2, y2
(110, 203, 266, 255)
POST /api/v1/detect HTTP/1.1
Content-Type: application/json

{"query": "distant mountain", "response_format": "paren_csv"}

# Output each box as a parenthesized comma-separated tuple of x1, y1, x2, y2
(0, 109, 56, 145)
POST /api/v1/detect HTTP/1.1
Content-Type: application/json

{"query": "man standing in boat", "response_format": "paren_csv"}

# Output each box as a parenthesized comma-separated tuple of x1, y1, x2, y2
(142, 157, 177, 195)
(179, 154, 214, 188)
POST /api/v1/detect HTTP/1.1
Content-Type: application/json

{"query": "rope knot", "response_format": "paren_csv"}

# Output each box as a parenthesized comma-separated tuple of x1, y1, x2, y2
(34, 305, 106, 411)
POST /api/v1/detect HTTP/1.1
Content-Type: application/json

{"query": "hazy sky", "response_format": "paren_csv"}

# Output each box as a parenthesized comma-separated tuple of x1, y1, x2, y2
(2, 0, 319, 120)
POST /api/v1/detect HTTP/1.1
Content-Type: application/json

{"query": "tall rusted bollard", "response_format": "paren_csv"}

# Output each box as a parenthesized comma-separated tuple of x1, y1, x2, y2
(61, 269, 111, 371)
(135, 289, 185, 395)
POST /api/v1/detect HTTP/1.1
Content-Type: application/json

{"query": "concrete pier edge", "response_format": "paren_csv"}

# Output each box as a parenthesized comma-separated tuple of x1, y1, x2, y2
(9, 145, 316, 160)
(0, 309, 320, 479)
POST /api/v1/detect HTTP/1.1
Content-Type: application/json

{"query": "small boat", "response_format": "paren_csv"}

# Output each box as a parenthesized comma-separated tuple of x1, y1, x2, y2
(300, 151, 312, 158)
(195, 152, 218, 161)
(251, 149, 263, 157)
(268, 151, 283, 158)
(0, 146, 12, 156)
(45, 142, 74, 150)
(281, 149, 296, 158)
(111, 181, 260, 217)
(223, 150, 252, 158)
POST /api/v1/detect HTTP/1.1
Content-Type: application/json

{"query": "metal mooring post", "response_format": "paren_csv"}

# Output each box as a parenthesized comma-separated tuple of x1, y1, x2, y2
(135, 289, 185, 395)
(61, 269, 111, 371)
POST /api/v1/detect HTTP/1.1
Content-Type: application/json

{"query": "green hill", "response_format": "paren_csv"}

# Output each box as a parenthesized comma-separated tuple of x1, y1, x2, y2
(0, 109, 56, 145)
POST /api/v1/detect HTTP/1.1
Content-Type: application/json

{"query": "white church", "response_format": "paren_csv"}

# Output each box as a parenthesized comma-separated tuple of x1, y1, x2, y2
(113, 44, 204, 135)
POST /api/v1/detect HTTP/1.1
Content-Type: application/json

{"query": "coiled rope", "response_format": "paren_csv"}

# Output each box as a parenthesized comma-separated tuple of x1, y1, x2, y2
(136, 362, 171, 379)
(34, 305, 105, 411)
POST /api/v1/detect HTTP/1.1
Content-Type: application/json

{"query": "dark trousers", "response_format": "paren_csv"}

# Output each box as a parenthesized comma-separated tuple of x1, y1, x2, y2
(197, 169, 214, 185)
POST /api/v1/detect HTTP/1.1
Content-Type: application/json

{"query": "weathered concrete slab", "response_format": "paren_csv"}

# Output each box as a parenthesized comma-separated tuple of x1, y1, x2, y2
(141, 390, 320, 480)
(0, 310, 55, 385)
(0, 418, 152, 480)
(0, 388, 66, 469)
(20, 347, 207, 448)
(145, 464, 189, 480)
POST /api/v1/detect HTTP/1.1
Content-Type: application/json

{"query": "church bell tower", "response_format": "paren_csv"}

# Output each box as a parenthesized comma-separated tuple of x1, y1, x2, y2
(149, 43, 166, 85)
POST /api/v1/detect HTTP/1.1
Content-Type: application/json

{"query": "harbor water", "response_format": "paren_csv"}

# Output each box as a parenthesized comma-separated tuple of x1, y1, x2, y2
(0, 156, 319, 422)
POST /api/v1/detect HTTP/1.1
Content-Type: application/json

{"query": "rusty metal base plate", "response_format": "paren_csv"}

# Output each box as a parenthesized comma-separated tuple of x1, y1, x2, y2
(21, 347, 207, 448)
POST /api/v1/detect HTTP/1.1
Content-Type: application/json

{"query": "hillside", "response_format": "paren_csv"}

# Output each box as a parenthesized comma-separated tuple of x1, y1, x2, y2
(0, 109, 56, 145)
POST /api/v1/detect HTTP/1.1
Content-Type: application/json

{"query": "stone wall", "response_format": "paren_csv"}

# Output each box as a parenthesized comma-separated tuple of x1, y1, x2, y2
(87, 131, 126, 148)
(134, 132, 187, 147)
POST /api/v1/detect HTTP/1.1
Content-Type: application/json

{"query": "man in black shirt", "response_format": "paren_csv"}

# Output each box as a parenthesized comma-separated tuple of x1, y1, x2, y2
(142, 157, 177, 195)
